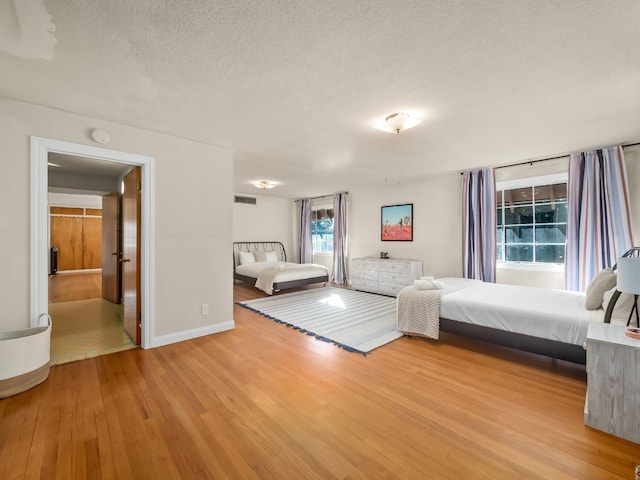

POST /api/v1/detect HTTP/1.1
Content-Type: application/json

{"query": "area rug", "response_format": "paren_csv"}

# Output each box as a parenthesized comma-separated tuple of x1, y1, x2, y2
(237, 287, 402, 354)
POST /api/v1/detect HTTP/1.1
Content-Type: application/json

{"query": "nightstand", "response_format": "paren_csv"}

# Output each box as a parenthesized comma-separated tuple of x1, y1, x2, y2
(584, 321, 640, 444)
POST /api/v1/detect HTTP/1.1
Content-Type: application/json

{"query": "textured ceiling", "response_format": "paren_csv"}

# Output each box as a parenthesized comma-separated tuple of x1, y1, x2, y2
(2, 0, 640, 198)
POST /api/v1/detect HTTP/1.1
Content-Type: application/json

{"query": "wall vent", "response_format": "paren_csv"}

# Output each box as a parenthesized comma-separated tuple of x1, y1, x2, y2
(234, 195, 257, 205)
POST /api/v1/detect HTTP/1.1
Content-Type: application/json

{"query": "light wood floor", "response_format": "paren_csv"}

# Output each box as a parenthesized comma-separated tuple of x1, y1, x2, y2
(1, 282, 637, 479)
(49, 270, 102, 303)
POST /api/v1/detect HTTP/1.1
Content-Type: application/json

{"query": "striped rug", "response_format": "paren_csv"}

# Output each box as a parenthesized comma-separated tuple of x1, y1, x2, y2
(237, 287, 402, 354)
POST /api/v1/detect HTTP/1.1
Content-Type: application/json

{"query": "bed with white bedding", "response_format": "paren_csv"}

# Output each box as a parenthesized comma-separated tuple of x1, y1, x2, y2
(233, 241, 329, 294)
(434, 277, 604, 364)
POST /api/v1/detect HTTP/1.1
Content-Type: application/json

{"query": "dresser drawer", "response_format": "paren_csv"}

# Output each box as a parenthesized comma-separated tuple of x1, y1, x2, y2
(378, 261, 411, 274)
(378, 282, 407, 296)
(352, 259, 379, 272)
(352, 269, 378, 281)
(378, 272, 412, 285)
(352, 279, 378, 292)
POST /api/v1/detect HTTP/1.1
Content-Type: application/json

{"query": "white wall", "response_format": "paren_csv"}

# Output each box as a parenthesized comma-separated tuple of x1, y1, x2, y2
(48, 192, 102, 209)
(497, 267, 564, 289)
(233, 194, 294, 258)
(0, 98, 234, 344)
(349, 173, 462, 280)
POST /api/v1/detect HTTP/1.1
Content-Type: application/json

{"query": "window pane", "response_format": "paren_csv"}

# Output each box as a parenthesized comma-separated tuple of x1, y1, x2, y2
(505, 226, 533, 243)
(504, 205, 533, 224)
(535, 245, 565, 263)
(312, 217, 334, 252)
(497, 226, 504, 243)
(555, 202, 567, 222)
(497, 207, 503, 226)
(534, 183, 567, 202)
(504, 187, 532, 205)
(506, 245, 533, 262)
(535, 203, 567, 223)
(535, 225, 566, 243)
(497, 244, 503, 262)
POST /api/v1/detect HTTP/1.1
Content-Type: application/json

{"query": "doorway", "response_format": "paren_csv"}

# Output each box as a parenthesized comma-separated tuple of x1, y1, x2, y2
(30, 137, 155, 351)
(47, 188, 137, 364)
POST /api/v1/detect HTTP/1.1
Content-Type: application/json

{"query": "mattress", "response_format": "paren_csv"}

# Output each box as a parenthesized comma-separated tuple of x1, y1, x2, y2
(236, 261, 328, 282)
(438, 278, 603, 346)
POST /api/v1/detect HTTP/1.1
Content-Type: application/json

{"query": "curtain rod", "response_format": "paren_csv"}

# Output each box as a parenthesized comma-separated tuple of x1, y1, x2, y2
(493, 141, 640, 171)
(294, 192, 348, 202)
(460, 142, 640, 175)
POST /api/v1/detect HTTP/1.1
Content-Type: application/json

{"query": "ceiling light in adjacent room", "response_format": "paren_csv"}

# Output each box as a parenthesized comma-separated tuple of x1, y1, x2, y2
(253, 180, 275, 189)
(382, 112, 422, 134)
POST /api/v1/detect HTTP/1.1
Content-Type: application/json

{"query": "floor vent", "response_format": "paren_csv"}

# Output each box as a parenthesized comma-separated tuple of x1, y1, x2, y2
(234, 195, 257, 205)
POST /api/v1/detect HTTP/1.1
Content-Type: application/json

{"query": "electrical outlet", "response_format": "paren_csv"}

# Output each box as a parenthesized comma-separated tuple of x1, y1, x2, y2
(201, 304, 209, 316)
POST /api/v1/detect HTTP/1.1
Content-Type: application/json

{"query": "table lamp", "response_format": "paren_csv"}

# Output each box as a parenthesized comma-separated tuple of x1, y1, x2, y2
(615, 256, 640, 328)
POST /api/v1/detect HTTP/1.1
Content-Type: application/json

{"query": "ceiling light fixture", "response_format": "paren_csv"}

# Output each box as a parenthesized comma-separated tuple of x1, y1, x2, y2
(253, 180, 275, 189)
(383, 112, 422, 134)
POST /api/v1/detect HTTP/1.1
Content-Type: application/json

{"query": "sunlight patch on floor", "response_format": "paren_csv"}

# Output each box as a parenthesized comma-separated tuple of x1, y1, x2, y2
(318, 293, 346, 309)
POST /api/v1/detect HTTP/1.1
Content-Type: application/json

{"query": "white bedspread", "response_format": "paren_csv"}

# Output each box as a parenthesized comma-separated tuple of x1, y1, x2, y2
(438, 278, 602, 346)
(236, 261, 328, 295)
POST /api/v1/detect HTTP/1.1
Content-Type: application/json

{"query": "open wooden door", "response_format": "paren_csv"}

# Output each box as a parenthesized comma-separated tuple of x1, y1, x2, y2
(101, 192, 120, 304)
(122, 167, 141, 345)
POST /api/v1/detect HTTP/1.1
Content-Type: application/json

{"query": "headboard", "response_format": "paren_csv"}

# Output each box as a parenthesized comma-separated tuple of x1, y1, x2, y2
(233, 241, 287, 270)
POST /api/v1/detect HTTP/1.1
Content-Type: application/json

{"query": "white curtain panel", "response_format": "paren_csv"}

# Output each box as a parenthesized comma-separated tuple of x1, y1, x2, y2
(462, 168, 496, 282)
(298, 198, 313, 264)
(565, 146, 633, 291)
(332, 192, 348, 284)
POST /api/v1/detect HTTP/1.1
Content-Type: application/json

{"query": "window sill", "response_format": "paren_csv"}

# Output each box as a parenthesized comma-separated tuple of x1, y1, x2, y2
(497, 262, 564, 272)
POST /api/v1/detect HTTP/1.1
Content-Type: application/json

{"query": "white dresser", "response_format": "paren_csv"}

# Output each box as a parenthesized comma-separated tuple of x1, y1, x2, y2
(351, 257, 423, 297)
(584, 322, 640, 444)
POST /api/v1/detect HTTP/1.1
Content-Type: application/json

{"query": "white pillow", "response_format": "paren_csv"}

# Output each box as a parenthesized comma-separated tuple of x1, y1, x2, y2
(585, 268, 617, 310)
(602, 287, 635, 325)
(238, 251, 255, 265)
(254, 250, 268, 262)
(265, 250, 278, 262)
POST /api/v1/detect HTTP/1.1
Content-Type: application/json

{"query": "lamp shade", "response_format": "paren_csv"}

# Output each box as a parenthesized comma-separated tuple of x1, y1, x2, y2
(616, 257, 640, 294)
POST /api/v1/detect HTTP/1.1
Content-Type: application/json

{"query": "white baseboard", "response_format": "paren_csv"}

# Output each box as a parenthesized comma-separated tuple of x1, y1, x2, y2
(149, 320, 235, 348)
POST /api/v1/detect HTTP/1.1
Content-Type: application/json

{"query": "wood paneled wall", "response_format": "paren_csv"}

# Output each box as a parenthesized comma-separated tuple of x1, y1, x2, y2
(50, 206, 102, 271)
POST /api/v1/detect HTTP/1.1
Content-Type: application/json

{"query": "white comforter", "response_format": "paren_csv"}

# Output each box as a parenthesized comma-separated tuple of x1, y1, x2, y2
(437, 278, 603, 346)
(236, 261, 329, 294)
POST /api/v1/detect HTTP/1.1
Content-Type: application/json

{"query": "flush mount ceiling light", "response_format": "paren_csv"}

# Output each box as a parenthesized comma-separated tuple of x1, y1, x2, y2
(382, 112, 422, 134)
(253, 180, 276, 189)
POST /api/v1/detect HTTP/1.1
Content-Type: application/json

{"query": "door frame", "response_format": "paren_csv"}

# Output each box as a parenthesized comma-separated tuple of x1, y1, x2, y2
(30, 136, 155, 349)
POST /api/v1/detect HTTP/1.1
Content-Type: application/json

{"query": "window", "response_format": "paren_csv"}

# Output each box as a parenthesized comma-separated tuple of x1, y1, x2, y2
(496, 174, 567, 265)
(312, 207, 334, 253)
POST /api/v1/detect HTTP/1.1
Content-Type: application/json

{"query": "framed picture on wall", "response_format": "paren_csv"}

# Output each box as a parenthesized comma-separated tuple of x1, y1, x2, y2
(381, 203, 413, 241)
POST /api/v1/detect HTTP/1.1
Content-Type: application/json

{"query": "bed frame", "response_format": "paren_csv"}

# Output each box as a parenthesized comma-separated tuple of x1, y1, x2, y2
(233, 241, 329, 291)
(439, 318, 587, 365)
